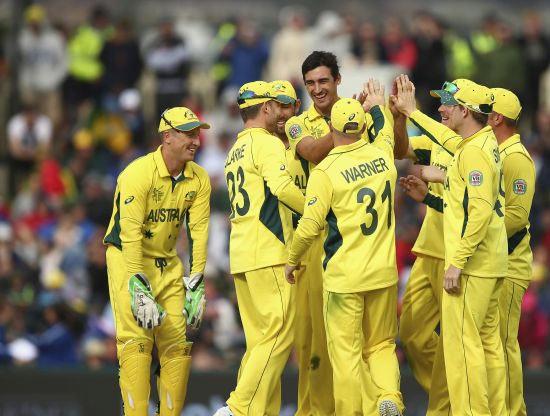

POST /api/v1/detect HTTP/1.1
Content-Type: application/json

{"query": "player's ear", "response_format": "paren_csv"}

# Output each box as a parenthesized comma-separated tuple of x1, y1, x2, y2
(295, 99, 302, 114)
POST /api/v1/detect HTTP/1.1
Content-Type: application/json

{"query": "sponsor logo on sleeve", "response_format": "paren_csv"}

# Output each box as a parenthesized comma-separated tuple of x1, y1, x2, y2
(125, 196, 134, 204)
(308, 197, 318, 206)
(468, 170, 483, 186)
(513, 179, 527, 195)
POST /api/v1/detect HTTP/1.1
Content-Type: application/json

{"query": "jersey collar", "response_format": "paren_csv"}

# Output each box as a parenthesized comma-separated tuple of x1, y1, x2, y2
(154, 145, 195, 179)
(307, 104, 329, 123)
(457, 125, 493, 149)
(498, 133, 521, 153)
(238, 127, 271, 138)
(329, 139, 367, 155)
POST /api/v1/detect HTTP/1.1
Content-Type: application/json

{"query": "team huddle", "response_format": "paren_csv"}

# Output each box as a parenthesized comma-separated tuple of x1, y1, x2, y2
(103, 50, 535, 416)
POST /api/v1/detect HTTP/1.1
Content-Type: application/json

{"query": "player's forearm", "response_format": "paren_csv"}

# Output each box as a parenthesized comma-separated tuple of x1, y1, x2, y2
(393, 114, 409, 159)
(505, 205, 529, 237)
(273, 180, 305, 215)
(187, 219, 209, 275)
(422, 192, 444, 213)
(297, 135, 333, 165)
(288, 218, 322, 265)
(450, 199, 493, 269)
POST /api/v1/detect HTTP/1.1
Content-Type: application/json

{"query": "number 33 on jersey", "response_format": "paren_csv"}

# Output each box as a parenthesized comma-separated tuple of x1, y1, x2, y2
(224, 127, 304, 274)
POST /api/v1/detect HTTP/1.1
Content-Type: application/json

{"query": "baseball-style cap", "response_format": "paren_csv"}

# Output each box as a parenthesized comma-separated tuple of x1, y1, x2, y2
(431, 79, 494, 114)
(237, 81, 272, 109)
(269, 80, 298, 104)
(331, 98, 365, 134)
(491, 88, 522, 120)
(158, 107, 210, 132)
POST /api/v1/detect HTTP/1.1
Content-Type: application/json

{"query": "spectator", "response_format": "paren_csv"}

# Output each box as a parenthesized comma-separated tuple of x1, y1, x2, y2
(379, 17, 418, 71)
(18, 4, 67, 126)
(518, 11, 550, 124)
(220, 19, 269, 90)
(99, 19, 142, 112)
(144, 17, 192, 117)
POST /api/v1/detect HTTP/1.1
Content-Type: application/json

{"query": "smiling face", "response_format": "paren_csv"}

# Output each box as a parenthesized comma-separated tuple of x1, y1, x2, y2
(163, 127, 201, 163)
(438, 104, 465, 133)
(276, 101, 300, 137)
(304, 65, 340, 116)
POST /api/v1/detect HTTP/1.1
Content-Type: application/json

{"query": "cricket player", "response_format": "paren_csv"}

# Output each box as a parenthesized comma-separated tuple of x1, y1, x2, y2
(488, 88, 535, 416)
(394, 80, 479, 415)
(286, 88, 404, 416)
(104, 107, 211, 416)
(214, 81, 305, 416)
(425, 81, 507, 415)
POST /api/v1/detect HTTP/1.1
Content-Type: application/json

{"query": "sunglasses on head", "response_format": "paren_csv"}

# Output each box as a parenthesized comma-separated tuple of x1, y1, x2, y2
(442, 81, 459, 94)
(161, 109, 186, 133)
(237, 90, 269, 105)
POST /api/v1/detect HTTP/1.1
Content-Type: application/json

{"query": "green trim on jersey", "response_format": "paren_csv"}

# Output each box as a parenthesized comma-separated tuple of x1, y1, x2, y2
(461, 188, 469, 238)
(413, 149, 432, 166)
(323, 209, 343, 270)
(104, 193, 122, 249)
(259, 182, 285, 244)
(186, 211, 194, 271)
(299, 154, 310, 180)
(410, 117, 454, 157)
(368, 105, 385, 143)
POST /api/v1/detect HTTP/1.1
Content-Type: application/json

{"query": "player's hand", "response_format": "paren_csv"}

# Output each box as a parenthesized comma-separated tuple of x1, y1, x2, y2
(399, 175, 428, 203)
(420, 165, 446, 184)
(362, 78, 386, 112)
(390, 74, 416, 117)
(285, 264, 300, 284)
(444, 265, 462, 294)
(353, 90, 367, 105)
(183, 273, 206, 330)
(129, 273, 165, 329)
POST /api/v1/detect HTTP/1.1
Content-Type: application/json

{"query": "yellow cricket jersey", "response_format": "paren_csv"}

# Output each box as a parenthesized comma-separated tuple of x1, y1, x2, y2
(288, 107, 397, 293)
(408, 110, 461, 259)
(225, 127, 305, 274)
(499, 134, 535, 281)
(285, 103, 394, 174)
(104, 146, 211, 276)
(443, 126, 507, 277)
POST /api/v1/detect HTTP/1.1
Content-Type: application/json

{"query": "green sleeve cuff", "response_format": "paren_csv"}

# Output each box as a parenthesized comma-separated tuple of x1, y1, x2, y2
(422, 192, 444, 213)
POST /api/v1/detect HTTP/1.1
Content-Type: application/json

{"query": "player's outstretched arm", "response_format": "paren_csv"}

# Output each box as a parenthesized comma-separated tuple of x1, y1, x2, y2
(286, 116, 334, 165)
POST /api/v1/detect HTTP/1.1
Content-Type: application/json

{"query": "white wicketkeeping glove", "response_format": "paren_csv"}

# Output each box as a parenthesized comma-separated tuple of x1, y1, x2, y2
(128, 273, 165, 329)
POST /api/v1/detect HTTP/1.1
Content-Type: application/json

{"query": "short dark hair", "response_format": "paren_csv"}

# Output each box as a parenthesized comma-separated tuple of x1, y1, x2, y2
(239, 102, 263, 122)
(301, 51, 340, 81)
(470, 109, 489, 126)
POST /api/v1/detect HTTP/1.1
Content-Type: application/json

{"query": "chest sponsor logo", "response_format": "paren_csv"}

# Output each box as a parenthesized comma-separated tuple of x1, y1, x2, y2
(146, 208, 186, 223)
(468, 170, 483, 186)
(152, 187, 164, 203)
(124, 196, 134, 204)
(513, 179, 527, 195)
(288, 124, 302, 140)
(185, 191, 197, 201)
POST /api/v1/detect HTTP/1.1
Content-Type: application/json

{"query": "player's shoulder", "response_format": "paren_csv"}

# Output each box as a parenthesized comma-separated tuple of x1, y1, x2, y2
(187, 161, 209, 179)
(119, 152, 154, 179)
(314, 152, 342, 174)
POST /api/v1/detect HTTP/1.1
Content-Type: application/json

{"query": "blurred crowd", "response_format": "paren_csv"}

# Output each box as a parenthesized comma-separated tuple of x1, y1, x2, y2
(0, 3, 549, 372)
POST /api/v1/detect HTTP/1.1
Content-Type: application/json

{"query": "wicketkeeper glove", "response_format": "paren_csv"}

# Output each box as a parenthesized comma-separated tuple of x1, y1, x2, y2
(183, 273, 206, 330)
(128, 273, 165, 329)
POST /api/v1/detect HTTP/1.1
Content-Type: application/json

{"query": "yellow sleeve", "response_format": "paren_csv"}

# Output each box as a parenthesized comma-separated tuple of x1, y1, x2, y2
(450, 147, 496, 269)
(186, 172, 211, 275)
(256, 135, 305, 214)
(410, 135, 433, 165)
(118, 165, 151, 276)
(409, 109, 461, 155)
(503, 153, 535, 237)
(285, 116, 311, 157)
(288, 169, 332, 265)
(366, 105, 394, 156)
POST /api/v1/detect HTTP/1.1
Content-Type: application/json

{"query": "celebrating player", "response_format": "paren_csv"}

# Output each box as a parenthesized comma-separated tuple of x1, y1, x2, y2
(104, 107, 211, 416)
(489, 88, 535, 416)
(214, 81, 305, 416)
(286, 82, 404, 416)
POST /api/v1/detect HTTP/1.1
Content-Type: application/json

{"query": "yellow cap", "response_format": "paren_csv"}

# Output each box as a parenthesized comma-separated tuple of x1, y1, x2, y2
(491, 88, 522, 120)
(269, 80, 298, 103)
(431, 79, 493, 114)
(158, 107, 210, 133)
(331, 98, 365, 134)
(237, 81, 273, 109)
(25, 4, 46, 23)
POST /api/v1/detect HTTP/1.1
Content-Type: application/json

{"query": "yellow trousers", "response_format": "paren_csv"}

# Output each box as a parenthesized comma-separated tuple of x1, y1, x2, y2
(399, 255, 450, 415)
(323, 285, 403, 416)
(295, 235, 335, 416)
(442, 275, 506, 416)
(106, 246, 190, 416)
(499, 278, 528, 416)
(227, 265, 296, 416)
